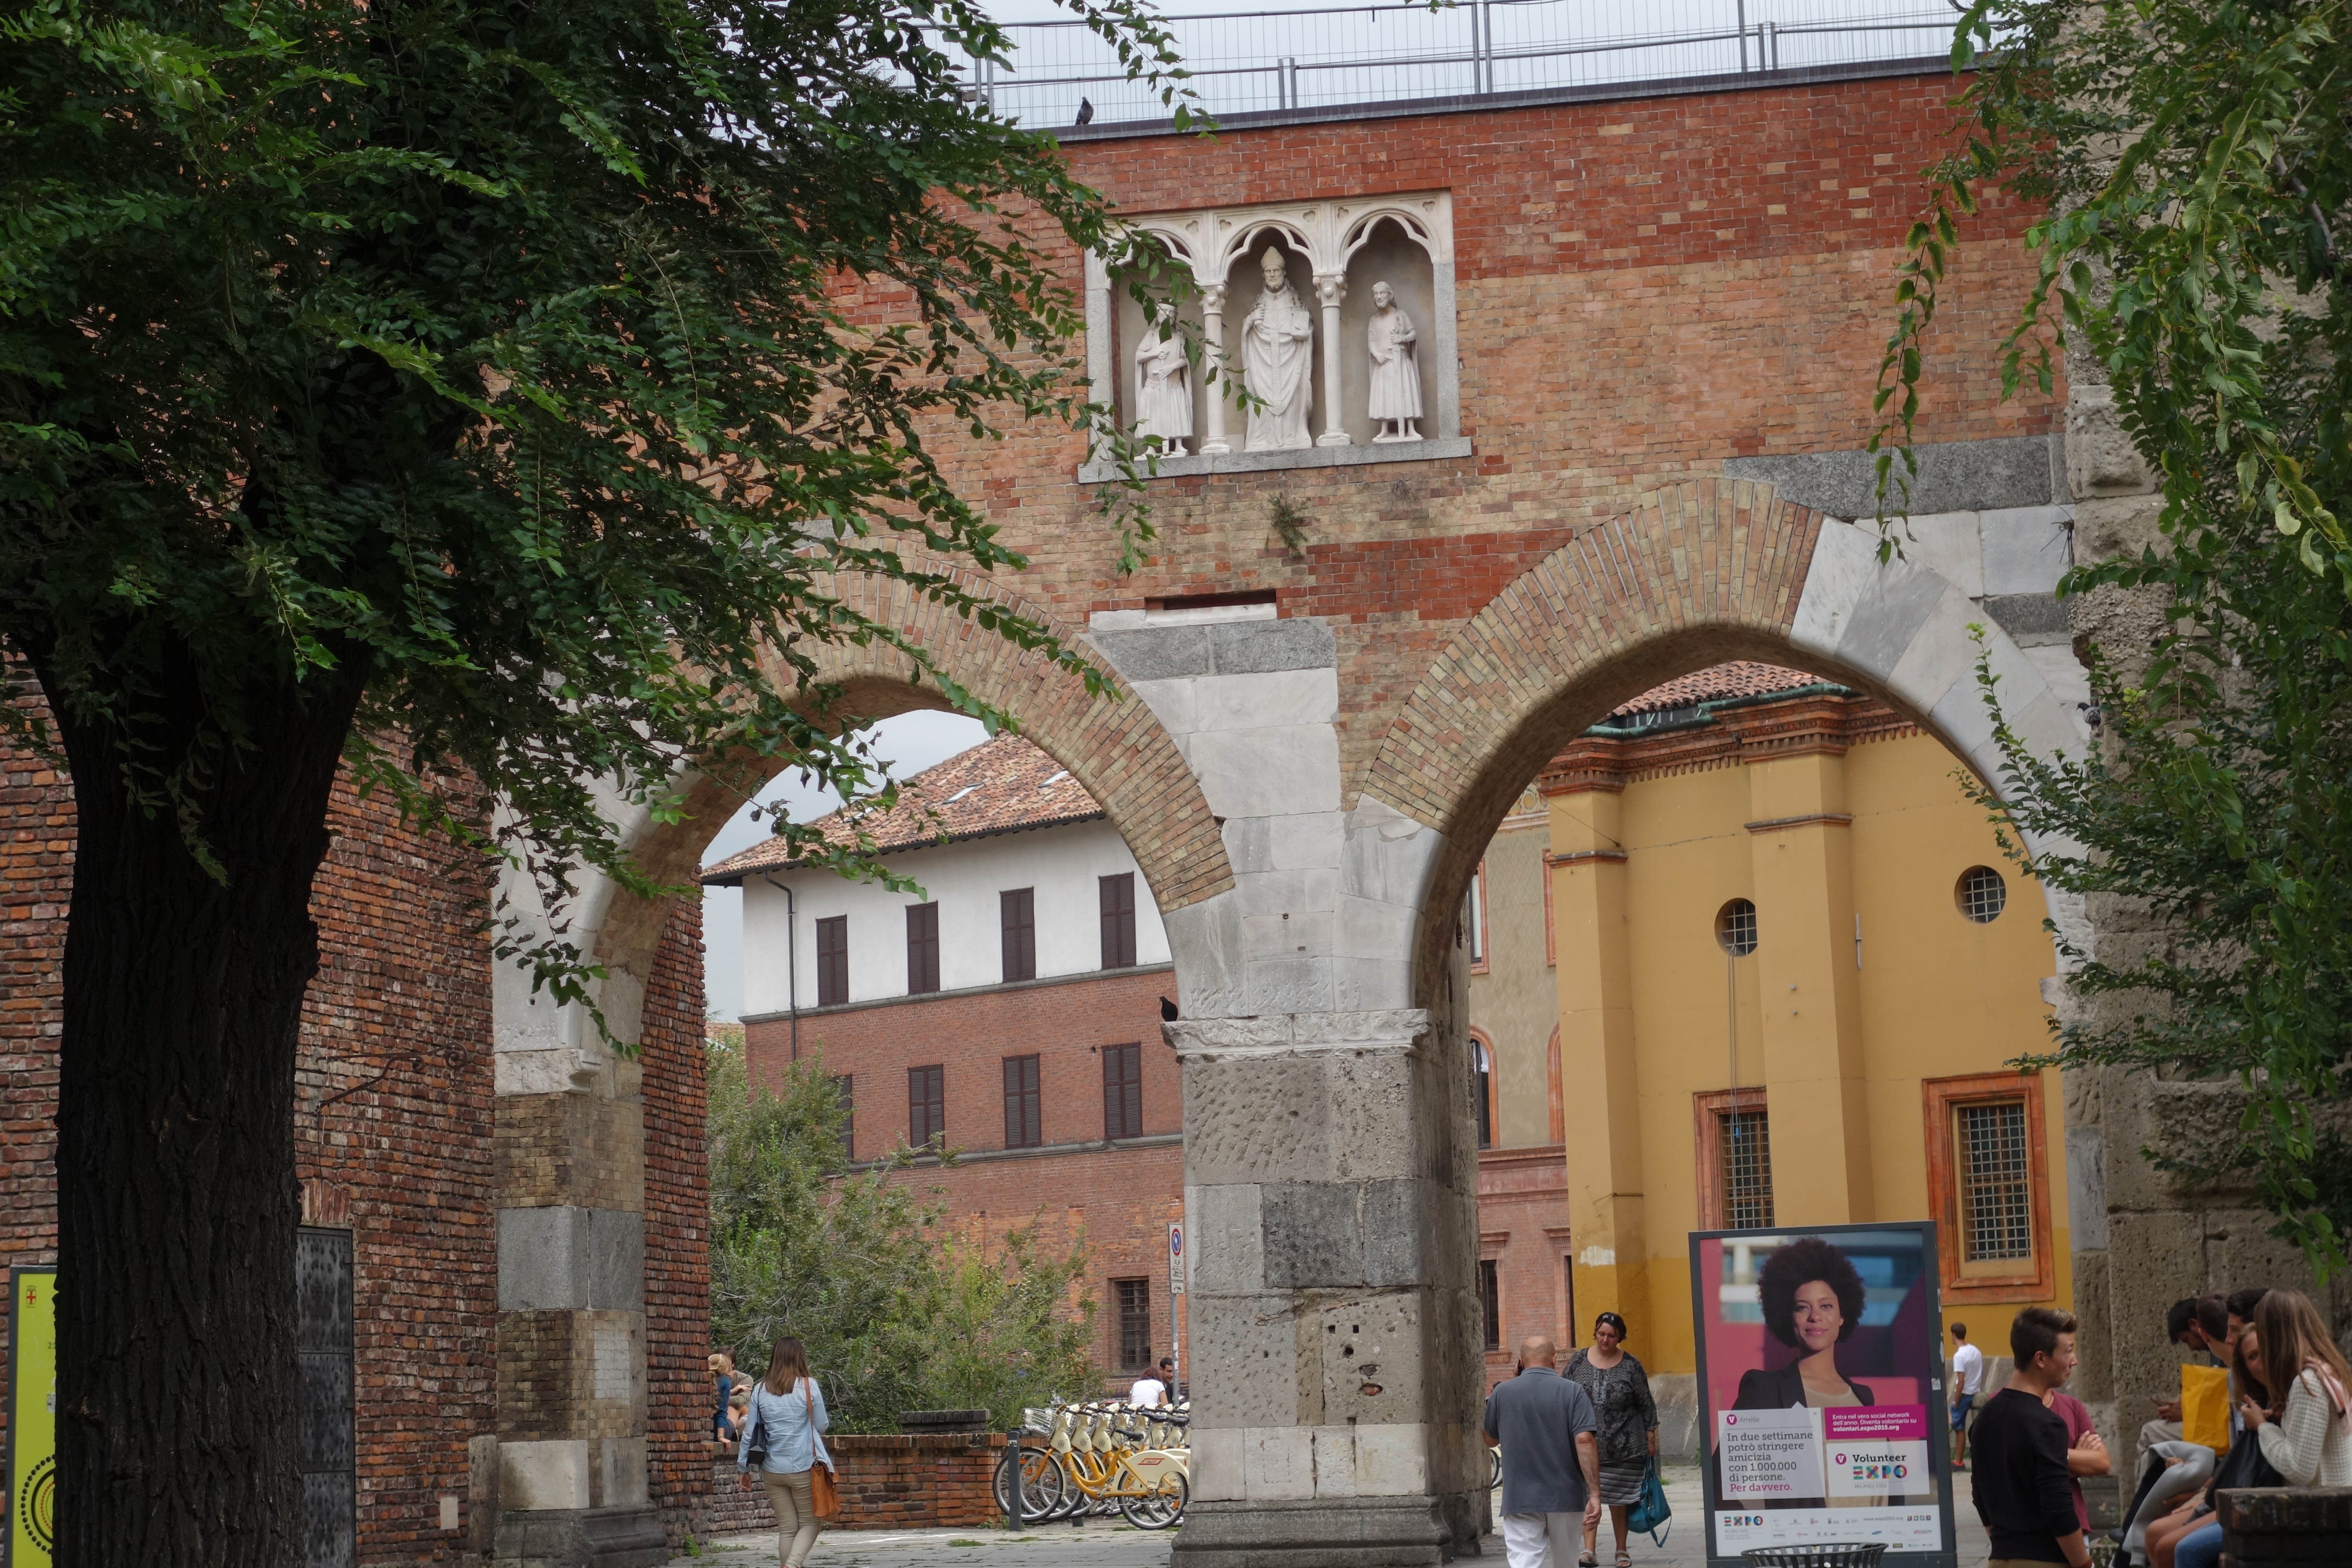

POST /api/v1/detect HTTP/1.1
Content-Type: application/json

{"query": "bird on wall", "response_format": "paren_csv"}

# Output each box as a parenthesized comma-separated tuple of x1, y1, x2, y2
(1160, 996, 1179, 1022)
(1075, 97, 1095, 126)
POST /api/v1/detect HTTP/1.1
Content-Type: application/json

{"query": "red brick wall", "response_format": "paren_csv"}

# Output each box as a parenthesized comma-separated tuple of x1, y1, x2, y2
(643, 896, 714, 1529)
(746, 968, 1187, 1384)
(1476, 1145, 1574, 1387)
(704, 1435, 1009, 1535)
(0, 723, 713, 1564)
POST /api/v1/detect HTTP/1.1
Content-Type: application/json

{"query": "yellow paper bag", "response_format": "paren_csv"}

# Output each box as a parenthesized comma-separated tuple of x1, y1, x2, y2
(2181, 1363, 2233, 1452)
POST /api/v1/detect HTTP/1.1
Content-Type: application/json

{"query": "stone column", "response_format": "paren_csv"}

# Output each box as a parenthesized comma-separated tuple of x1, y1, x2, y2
(1744, 747, 1873, 1224)
(487, 876, 667, 1568)
(1546, 778, 1649, 1344)
(1314, 274, 1350, 447)
(1199, 284, 1231, 455)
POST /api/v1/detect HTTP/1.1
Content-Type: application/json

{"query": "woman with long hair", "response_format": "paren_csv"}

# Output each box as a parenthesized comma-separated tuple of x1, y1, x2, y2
(2239, 1289, 2352, 1486)
(1563, 1312, 1659, 1568)
(734, 1336, 833, 1568)
(2148, 1322, 2292, 1568)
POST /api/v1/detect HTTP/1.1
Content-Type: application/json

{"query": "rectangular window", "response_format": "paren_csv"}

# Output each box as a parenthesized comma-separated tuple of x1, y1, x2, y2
(1099, 873, 1137, 970)
(1562, 1254, 1577, 1350)
(906, 902, 940, 995)
(1115, 1278, 1153, 1370)
(1000, 888, 1036, 983)
(815, 916, 849, 1008)
(833, 1074, 855, 1163)
(1467, 861, 1488, 972)
(1925, 1072, 2054, 1300)
(1102, 1042, 1143, 1140)
(1693, 1089, 1773, 1231)
(909, 1064, 945, 1150)
(1002, 1054, 1042, 1149)
(1479, 1259, 1501, 1351)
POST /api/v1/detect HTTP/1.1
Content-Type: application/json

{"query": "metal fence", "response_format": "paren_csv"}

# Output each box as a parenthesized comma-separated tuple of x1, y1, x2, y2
(954, 0, 1966, 130)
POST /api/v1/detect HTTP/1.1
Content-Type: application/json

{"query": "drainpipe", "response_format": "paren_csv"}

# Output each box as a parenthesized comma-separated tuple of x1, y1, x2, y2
(758, 871, 799, 1063)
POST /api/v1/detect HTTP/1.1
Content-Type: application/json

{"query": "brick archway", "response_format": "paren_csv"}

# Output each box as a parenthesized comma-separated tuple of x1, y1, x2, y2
(1360, 478, 2086, 988)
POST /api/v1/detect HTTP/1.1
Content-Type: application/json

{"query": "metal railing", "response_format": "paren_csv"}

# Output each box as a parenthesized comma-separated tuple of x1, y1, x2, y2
(953, 0, 1966, 129)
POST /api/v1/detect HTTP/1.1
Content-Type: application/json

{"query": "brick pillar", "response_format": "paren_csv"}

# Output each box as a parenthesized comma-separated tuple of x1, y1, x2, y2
(1746, 746, 1874, 1225)
(1546, 776, 1649, 1346)
(487, 877, 667, 1568)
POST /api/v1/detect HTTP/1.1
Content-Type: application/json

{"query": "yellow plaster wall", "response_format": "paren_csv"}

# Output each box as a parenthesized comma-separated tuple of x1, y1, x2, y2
(1544, 728, 2070, 1375)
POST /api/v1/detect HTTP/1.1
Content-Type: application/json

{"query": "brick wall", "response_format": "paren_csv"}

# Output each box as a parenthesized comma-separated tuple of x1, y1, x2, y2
(0, 718, 713, 1565)
(643, 897, 714, 1538)
(703, 1434, 1008, 1537)
(747, 967, 1186, 1383)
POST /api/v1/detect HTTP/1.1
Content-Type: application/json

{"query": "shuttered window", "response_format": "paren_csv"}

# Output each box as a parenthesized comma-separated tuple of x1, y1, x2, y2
(906, 902, 940, 995)
(1102, 1042, 1143, 1140)
(1099, 873, 1137, 970)
(1001, 888, 1036, 983)
(1002, 1055, 1042, 1148)
(909, 1064, 945, 1149)
(815, 916, 848, 1007)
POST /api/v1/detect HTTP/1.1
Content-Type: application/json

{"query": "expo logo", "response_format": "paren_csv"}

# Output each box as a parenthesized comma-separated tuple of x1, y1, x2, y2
(1849, 1462, 1910, 1481)
(1723, 1515, 1767, 1528)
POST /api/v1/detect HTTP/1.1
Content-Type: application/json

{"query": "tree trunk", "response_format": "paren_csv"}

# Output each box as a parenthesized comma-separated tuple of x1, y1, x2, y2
(43, 653, 370, 1568)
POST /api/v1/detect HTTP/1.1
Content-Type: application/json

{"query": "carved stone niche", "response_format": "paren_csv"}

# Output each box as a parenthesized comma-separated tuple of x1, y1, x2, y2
(1082, 192, 1464, 481)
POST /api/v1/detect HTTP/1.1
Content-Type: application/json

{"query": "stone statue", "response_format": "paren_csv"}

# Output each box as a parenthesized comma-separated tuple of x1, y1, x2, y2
(1132, 304, 1191, 453)
(1366, 281, 1423, 443)
(1239, 246, 1314, 451)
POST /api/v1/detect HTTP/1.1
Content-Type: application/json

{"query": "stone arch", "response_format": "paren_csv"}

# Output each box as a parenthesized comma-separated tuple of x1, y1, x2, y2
(1360, 477, 2086, 989)
(585, 554, 1234, 1046)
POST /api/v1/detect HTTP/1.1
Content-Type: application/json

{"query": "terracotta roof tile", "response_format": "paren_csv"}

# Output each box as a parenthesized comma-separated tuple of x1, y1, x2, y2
(701, 732, 1101, 883)
(1605, 661, 1828, 720)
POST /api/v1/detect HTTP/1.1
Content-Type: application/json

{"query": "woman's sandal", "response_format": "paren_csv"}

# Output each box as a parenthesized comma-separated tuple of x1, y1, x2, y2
(1577, 1555, 1596, 1568)
(1615, 1554, 1633, 1568)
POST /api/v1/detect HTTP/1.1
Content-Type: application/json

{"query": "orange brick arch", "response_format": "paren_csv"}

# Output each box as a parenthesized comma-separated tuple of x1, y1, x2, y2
(591, 552, 1231, 1042)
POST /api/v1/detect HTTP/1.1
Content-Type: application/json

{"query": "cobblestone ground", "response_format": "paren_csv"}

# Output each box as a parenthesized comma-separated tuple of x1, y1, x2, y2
(671, 1464, 1998, 1567)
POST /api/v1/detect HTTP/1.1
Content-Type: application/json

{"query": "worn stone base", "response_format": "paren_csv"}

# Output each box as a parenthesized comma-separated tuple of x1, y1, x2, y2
(1171, 1495, 1467, 1568)
(492, 1505, 669, 1568)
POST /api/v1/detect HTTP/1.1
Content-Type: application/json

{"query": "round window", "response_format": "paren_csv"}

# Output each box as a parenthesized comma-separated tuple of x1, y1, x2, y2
(1715, 898, 1758, 956)
(1957, 865, 2007, 924)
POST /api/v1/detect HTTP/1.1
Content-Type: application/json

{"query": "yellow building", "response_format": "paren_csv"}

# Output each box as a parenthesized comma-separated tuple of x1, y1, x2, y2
(1470, 662, 2070, 1448)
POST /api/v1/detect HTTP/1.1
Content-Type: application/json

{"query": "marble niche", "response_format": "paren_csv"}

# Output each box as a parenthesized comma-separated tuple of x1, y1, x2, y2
(1087, 193, 1463, 478)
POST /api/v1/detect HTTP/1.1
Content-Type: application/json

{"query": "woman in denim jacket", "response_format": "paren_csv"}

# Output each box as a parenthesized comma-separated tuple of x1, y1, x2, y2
(736, 1336, 832, 1568)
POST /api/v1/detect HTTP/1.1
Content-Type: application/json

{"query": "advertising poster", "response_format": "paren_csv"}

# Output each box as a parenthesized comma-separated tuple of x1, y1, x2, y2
(1689, 1223, 1955, 1566)
(6, 1268, 56, 1568)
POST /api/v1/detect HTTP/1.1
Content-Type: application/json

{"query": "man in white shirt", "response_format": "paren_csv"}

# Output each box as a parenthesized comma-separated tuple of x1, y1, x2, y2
(1951, 1321, 1986, 1470)
(1129, 1357, 1174, 1408)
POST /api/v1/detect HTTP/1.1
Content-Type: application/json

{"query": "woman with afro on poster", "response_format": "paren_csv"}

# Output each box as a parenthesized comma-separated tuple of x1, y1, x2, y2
(1729, 1237, 1878, 1511)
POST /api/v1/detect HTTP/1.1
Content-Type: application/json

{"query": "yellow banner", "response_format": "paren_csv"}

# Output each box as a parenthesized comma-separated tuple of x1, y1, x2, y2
(7, 1268, 55, 1568)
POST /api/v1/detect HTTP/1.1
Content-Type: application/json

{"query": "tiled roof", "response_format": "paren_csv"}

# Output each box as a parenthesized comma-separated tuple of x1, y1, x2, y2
(1605, 661, 1829, 720)
(701, 732, 1102, 883)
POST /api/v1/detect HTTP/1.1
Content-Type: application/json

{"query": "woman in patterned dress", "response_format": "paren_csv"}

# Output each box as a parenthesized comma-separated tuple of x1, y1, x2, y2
(1563, 1312, 1660, 1568)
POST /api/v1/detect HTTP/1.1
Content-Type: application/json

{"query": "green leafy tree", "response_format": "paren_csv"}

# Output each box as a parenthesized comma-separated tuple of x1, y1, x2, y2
(1872, 0, 2352, 1267)
(0, 0, 1186, 1555)
(705, 1038, 1096, 1431)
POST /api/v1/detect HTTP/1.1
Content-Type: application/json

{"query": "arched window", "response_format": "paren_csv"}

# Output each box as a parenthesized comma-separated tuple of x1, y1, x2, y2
(1471, 1033, 1494, 1149)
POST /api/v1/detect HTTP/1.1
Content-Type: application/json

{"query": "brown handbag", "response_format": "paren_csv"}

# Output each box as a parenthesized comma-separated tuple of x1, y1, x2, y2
(804, 1381, 841, 1519)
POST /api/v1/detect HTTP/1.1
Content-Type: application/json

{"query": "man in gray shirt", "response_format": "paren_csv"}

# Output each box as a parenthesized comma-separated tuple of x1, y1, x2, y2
(1484, 1335, 1601, 1568)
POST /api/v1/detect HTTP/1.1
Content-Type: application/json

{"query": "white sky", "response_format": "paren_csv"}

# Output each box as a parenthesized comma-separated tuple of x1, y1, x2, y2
(700, 710, 991, 1021)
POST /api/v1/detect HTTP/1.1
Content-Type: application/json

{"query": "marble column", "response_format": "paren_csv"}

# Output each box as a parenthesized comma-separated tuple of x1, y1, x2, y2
(1199, 284, 1232, 456)
(1314, 273, 1350, 447)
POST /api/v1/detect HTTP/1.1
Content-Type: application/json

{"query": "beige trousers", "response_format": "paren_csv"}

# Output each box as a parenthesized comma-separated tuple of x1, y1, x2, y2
(763, 1468, 821, 1568)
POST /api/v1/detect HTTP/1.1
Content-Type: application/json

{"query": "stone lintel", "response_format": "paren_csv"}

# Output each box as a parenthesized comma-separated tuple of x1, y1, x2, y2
(1165, 1008, 1430, 1060)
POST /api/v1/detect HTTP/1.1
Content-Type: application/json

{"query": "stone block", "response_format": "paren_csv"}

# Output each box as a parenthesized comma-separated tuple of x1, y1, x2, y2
(1333, 894, 1418, 961)
(500, 1438, 593, 1512)
(1189, 726, 1344, 819)
(1884, 584, 1983, 718)
(1352, 1424, 1432, 1497)
(598, 1436, 648, 1508)
(1127, 675, 1201, 738)
(2023, 642, 2092, 722)
(1171, 1495, 1451, 1568)
(1246, 910, 1335, 962)
(1985, 592, 2070, 645)
(1651, 1373, 1700, 1461)
(1192, 668, 1341, 729)
(1245, 1427, 1316, 1500)
(1341, 798, 1444, 907)
(2066, 385, 2152, 497)
(1727, 434, 2059, 519)
(1980, 505, 2075, 596)
(1263, 1178, 1429, 1289)
(1330, 955, 1415, 1013)
(1207, 618, 1338, 674)
(2072, 491, 2165, 561)
(2067, 1124, 2109, 1253)
(1319, 1293, 1428, 1427)
(2072, 1248, 2113, 1404)
(1182, 1052, 1329, 1185)
(497, 1207, 646, 1313)
(1789, 516, 1883, 656)
(1243, 954, 1335, 1015)
(1235, 868, 1340, 920)
(1091, 625, 1212, 680)
(1191, 1427, 1246, 1503)
(1164, 892, 1247, 1019)
(1188, 1296, 1303, 1428)
(1308, 1426, 1358, 1497)
(1833, 554, 1949, 682)
(1322, 1051, 1419, 1182)
(1268, 812, 1345, 872)
(1188, 1184, 1268, 1295)
(1893, 510, 1984, 598)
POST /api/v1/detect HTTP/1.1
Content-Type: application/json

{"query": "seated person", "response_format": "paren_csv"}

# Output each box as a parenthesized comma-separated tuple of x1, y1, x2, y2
(2144, 1323, 2282, 1568)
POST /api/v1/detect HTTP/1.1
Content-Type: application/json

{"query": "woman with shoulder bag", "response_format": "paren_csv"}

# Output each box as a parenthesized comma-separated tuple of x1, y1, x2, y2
(736, 1336, 837, 1568)
(1563, 1312, 1661, 1567)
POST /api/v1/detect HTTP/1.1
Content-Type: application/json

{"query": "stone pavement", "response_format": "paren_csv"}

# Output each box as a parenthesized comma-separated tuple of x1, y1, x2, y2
(671, 1464, 1997, 1567)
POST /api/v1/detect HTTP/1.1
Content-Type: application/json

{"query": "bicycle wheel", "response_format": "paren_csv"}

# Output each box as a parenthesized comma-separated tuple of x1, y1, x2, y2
(993, 1445, 1065, 1520)
(1488, 1445, 1502, 1491)
(1042, 1454, 1089, 1519)
(1119, 1470, 1188, 1530)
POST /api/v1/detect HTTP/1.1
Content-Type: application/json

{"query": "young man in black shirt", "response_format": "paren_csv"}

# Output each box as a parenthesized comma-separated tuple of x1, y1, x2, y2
(1970, 1307, 2093, 1568)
